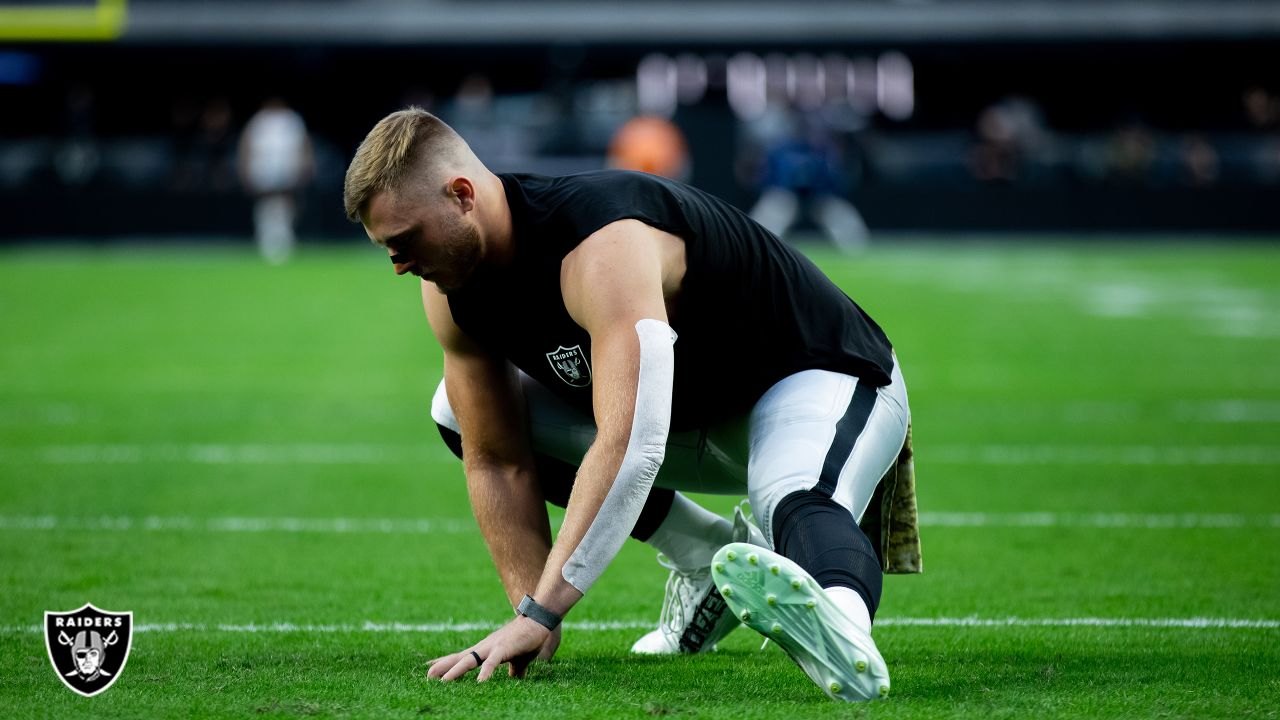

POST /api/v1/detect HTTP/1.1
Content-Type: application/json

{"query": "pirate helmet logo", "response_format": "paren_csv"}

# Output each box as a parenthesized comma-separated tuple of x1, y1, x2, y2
(45, 603, 133, 697)
(545, 345, 592, 388)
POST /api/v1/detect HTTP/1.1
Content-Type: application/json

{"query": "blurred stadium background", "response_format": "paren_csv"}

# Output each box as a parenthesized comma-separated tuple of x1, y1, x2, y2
(2, 2, 1279, 718)
(2, 0, 1279, 239)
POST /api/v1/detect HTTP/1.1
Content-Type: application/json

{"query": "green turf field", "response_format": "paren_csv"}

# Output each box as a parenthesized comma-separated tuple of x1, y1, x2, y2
(1, 240, 1278, 719)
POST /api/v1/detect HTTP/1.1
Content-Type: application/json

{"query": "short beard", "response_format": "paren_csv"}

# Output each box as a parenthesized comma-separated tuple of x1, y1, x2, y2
(434, 218, 482, 294)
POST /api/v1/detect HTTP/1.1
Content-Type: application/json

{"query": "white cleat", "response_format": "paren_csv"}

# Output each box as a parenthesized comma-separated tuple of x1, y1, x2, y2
(711, 542, 891, 702)
(731, 502, 769, 549)
(630, 503, 769, 654)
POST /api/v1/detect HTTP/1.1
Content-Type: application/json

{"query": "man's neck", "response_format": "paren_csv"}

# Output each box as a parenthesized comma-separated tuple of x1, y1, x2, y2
(480, 171, 516, 268)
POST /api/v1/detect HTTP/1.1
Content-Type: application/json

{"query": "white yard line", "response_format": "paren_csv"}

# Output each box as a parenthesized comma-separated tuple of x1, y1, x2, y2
(918, 512, 1280, 528)
(2, 442, 1280, 465)
(2, 617, 1277, 634)
(0, 515, 475, 534)
(928, 445, 1280, 465)
(0, 443, 424, 465)
(1, 512, 1277, 534)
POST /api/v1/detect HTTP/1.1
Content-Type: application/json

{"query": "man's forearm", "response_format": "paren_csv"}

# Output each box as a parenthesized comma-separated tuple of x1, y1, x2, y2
(533, 436, 631, 615)
(465, 460, 553, 610)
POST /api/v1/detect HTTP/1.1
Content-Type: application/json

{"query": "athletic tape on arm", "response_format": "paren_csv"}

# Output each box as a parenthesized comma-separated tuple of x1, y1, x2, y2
(562, 318, 677, 594)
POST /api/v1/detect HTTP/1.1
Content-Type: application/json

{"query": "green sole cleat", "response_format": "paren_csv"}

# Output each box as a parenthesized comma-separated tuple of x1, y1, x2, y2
(711, 542, 891, 704)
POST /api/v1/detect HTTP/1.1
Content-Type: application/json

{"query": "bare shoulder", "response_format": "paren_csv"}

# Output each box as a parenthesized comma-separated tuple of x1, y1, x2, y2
(561, 220, 686, 326)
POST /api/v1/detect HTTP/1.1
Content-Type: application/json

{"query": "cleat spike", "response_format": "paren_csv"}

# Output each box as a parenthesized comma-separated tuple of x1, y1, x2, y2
(714, 562, 724, 573)
(829, 682, 841, 694)
(805, 599, 816, 609)
(855, 660, 868, 672)
(740, 610, 751, 622)
(725, 550, 737, 561)
(770, 564, 780, 575)
(721, 585, 734, 597)
(771, 623, 782, 634)
(766, 594, 777, 606)
(790, 578, 802, 590)
(747, 553, 758, 565)
(879, 685, 890, 697)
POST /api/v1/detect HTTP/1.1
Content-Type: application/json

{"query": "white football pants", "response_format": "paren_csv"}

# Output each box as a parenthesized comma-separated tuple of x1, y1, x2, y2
(431, 362, 909, 548)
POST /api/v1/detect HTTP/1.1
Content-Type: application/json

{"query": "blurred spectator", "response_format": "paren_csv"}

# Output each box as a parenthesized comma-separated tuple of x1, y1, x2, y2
(746, 105, 868, 251)
(968, 97, 1052, 184)
(168, 96, 201, 191)
(53, 85, 99, 187)
(1242, 87, 1280, 184)
(1178, 135, 1220, 187)
(173, 97, 237, 193)
(237, 97, 313, 264)
(607, 115, 690, 181)
(1242, 87, 1280, 131)
(1104, 120, 1157, 186)
(440, 74, 538, 170)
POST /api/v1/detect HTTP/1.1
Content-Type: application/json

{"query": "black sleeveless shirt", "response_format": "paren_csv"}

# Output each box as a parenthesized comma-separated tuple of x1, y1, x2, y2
(447, 171, 894, 432)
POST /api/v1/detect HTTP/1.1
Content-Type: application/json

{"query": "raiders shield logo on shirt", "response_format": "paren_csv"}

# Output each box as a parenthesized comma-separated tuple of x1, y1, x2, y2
(546, 345, 592, 387)
(45, 603, 133, 697)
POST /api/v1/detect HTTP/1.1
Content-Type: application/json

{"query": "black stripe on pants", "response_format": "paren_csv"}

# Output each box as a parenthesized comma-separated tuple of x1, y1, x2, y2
(814, 381, 878, 497)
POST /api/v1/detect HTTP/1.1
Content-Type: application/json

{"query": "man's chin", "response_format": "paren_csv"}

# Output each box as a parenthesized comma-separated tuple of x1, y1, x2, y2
(431, 279, 462, 295)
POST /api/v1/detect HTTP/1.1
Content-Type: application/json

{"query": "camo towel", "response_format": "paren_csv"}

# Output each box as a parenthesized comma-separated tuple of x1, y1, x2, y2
(859, 422, 922, 574)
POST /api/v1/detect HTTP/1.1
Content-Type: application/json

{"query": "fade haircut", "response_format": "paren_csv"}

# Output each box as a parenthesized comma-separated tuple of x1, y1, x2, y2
(343, 107, 470, 223)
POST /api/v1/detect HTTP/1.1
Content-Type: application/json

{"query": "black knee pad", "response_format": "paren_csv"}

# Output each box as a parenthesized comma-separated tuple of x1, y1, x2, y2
(772, 489, 883, 619)
(433, 423, 673, 541)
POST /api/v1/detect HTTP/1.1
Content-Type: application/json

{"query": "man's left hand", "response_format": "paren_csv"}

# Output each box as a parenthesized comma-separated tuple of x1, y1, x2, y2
(426, 616, 551, 682)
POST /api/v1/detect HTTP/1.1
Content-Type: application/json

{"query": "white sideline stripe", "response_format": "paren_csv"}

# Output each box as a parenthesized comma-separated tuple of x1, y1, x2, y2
(3, 617, 1277, 634)
(0, 443, 424, 465)
(919, 512, 1280, 528)
(928, 445, 1280, 466)
(1, 513, 1278, 534)
(3, 443, 1280, 466)
(0, 515, 474, 534)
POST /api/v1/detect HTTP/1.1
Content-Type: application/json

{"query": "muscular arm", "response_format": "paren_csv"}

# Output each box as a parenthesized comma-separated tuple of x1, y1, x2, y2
(532, 219, 681, 616)
(422, 285, 552, 611)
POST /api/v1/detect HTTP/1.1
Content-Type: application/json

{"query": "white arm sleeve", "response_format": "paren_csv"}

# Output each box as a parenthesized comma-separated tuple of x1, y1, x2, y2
(561, 318, 677, 594)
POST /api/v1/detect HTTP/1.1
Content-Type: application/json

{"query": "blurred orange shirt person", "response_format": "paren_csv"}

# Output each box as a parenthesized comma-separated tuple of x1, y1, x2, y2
(607, 115, 690, 180)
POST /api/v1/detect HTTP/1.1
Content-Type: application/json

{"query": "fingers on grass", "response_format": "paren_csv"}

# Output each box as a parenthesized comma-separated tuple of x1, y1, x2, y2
(441, 659, 473, 682)
(477, 656, 500, 683)
(428, 652, 464, 681)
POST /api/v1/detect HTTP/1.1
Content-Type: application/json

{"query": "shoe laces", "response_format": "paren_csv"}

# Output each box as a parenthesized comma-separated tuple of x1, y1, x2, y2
(655, 554, 711, 636)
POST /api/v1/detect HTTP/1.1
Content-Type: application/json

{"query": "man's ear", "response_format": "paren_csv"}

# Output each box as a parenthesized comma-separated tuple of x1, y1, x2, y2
(448, 176, 476, 212)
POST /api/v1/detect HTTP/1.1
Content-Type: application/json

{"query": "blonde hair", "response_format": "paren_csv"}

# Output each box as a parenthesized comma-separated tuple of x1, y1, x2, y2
(343, 107, 467, 222)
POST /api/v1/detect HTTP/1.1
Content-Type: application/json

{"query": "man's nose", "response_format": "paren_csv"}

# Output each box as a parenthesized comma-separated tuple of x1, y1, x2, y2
(389, 252, 415, 276)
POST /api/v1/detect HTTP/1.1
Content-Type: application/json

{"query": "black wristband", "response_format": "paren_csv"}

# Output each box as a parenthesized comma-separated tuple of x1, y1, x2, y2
(517, 594, 562, 631)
